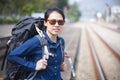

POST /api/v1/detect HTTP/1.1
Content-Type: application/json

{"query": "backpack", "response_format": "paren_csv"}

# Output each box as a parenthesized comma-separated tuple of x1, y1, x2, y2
(1, 16, 45, 80)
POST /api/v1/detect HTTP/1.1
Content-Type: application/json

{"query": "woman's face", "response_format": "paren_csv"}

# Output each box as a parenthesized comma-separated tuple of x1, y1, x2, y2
(44, 11, 64, 37)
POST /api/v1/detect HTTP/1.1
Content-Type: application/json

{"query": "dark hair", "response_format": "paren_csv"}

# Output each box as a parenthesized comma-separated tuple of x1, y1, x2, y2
(44, 7, 65, 21)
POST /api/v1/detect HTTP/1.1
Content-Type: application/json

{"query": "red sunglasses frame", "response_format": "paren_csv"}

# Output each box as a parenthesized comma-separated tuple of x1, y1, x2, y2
(47, 19, 65, 25)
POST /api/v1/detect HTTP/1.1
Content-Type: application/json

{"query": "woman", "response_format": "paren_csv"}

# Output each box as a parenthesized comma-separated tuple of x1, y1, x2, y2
(7, 7, 66, 80)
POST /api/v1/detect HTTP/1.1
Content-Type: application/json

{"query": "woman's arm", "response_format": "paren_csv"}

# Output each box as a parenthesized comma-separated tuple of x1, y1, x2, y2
(7, 37, 41, 71)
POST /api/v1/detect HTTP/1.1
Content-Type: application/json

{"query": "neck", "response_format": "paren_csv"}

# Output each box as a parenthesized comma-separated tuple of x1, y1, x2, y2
(47, 32, 57, 43)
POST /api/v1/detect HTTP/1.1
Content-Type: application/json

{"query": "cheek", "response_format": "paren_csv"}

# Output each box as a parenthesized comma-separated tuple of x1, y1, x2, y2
(46, 25, 52, 30)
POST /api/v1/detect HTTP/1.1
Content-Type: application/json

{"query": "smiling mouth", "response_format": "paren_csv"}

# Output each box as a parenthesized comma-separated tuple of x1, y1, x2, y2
(53, 29, 60, 32)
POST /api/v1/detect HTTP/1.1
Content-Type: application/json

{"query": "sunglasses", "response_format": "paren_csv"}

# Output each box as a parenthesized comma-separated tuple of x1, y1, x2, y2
(47, 19, 65, 25)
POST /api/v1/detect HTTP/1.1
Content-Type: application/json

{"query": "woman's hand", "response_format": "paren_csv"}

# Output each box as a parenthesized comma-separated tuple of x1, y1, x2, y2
(60, 62, 67, 72)
(35, 59, 47, 71)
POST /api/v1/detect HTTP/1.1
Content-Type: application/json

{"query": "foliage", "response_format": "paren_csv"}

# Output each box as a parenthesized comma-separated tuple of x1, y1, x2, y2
(0, 16, 19, 24)
(0, 0, 68, 24)
(0, 0, 68, 16)
(67, 3, 81, 22)
(0, 0, 82, 23)
(21, 4, 34, 15)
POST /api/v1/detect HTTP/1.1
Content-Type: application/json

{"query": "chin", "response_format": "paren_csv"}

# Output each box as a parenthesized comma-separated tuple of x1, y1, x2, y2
(53, 32, 58, 36)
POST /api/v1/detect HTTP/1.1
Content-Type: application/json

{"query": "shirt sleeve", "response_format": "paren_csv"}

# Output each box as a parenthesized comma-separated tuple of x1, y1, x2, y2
(7, 36, 41, 71)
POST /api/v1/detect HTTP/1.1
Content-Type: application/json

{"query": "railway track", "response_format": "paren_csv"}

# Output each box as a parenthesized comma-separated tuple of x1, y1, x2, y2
(75, 22, 120, 80)
(96, 22, 120, 33)
(86, 25, 120, 80)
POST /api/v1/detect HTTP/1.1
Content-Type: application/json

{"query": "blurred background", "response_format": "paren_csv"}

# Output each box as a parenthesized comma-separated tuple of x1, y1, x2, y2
(0, 0, 120, 23)
(0, 0, 80, 23)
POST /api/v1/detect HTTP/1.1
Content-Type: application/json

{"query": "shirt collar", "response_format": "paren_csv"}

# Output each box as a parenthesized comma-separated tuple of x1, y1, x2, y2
(43, 31, 61, 43)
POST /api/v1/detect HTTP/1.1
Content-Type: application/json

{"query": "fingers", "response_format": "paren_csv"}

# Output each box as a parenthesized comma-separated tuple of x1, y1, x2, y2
(41, 59, 47, 69)
(36, 59, 47, 71)
(60, 62, 67, 72)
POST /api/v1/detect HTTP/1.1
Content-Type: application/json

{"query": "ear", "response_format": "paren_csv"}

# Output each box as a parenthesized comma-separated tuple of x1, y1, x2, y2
(44, 21, 47, 27)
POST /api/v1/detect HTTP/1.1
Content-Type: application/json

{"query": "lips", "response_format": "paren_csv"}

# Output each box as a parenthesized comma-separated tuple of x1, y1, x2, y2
(53, 28, 60, 32)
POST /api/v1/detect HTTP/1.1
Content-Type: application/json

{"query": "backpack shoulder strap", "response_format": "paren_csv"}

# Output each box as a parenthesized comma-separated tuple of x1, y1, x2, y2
(35, 35, 48, 46)
(59, 37, 65, 63)
(35, 35, 54, 60)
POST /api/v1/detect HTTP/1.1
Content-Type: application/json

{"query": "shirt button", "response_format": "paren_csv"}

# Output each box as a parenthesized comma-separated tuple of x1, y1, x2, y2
(54, 66, 56, 69)
(55, 73, 57, 75)
(55, 60, 57, 63)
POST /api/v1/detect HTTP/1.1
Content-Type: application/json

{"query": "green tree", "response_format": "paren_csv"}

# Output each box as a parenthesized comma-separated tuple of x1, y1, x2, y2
(0, 0, 69, 24)
(0, 0, 68, 16)
(21, 4, 34, 15)
(57, 0, 68, 9)
(67, 3, 80, 21)
(0, 0, 11, 16)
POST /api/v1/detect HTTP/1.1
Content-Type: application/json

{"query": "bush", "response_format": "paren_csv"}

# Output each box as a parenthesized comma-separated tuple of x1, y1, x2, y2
(0, 16, 19, 24)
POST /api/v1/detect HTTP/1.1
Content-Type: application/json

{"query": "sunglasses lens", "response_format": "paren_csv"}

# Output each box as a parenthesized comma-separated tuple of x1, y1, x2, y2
(48, 19, 64, 25)
(48, 20, 56, 25)
(58, 20, 64, 25)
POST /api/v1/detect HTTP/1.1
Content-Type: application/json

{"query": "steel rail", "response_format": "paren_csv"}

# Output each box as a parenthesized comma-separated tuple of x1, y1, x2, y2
(92, 29, 120, 60)
(86, 28, 106, 80)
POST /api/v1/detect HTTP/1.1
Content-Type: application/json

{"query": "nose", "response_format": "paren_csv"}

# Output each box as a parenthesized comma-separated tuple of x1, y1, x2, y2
(54, 22, 59, 26)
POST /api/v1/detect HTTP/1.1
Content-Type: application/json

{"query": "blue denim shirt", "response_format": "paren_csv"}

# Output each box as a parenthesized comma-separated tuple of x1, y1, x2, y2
(7, 31, 65, 80)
